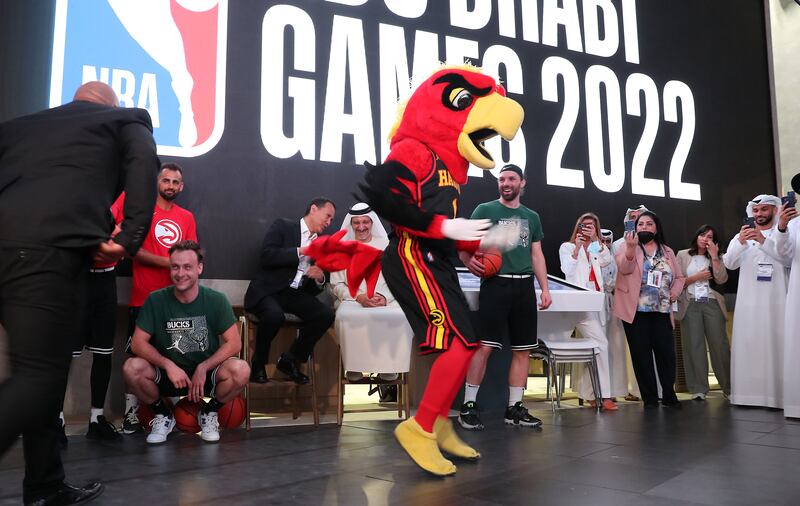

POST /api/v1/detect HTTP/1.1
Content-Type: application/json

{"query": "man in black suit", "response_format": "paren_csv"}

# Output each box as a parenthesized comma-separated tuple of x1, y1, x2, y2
(245, 197, 337, 384)
(0, 82, 158, 505)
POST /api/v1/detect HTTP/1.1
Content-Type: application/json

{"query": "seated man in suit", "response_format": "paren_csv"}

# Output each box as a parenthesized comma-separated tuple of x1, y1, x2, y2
(245, 197, 337, 384)
(330, 203, 414, 386)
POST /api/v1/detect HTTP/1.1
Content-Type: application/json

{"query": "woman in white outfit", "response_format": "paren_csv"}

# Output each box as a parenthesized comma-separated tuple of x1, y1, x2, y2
(330, 203, 414, 383)
(559, 213, 617, 411)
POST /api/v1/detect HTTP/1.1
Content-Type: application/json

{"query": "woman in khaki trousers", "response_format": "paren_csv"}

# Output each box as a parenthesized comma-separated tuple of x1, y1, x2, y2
(676, 225, 731, 400)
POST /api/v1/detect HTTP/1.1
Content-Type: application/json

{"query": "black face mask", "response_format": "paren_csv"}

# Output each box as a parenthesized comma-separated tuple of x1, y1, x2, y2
(638, 231, 656, 244)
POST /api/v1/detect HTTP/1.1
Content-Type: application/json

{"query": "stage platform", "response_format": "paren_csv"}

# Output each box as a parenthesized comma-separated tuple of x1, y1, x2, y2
(2, 395, 800, 505)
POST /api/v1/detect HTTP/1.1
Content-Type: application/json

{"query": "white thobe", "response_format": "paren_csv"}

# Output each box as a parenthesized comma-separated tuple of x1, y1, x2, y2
(330, 237, 414, 373)
(723, 226, 790, 408)
(776, 219, 800, 417)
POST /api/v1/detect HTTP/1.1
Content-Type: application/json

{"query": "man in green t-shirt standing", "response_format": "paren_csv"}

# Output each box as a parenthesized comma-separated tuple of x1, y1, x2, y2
(457, 164, 551, 430)
(123, 240, 250, 444)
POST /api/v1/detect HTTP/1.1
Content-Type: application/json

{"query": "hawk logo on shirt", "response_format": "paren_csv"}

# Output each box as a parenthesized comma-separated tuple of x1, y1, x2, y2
(154, 219, 183, 248)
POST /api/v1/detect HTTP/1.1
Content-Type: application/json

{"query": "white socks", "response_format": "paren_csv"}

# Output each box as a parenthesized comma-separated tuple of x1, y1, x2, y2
(464, 383, 480, 403)
(125, 393, 139, 412)
(90, 408, 104, 423)
(508, 386, 524, 406)
(59, 411, 65, 426)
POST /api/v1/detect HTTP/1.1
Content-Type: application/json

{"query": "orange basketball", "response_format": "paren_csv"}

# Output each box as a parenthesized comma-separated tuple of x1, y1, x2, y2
(475, 249, 502, 278)
(217, 397, 246, 430)
(174, 398, 202, 433)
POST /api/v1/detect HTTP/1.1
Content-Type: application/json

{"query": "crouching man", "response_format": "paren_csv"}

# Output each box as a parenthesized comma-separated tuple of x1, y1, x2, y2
(123, 240, 249, 444)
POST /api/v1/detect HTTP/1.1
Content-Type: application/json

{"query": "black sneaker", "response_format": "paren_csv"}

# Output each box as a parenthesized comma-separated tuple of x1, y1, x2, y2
(504, 402, 542, 428)
(122, 406, 143, 434)
(458, 401, 484, 431)
(58, 420, 68, 449)
(87, 415, 122, 441)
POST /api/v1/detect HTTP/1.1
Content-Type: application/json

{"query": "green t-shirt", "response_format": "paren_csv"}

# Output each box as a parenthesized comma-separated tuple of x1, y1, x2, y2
(471, 200, 544, 275)
(136, 285, 237, 372)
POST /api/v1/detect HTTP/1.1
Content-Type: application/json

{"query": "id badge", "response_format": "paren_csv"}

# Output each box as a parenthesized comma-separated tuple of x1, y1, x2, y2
(646, 269, 662, 288)
(756, 263, 773, 282)
(694, 282, 709, 303)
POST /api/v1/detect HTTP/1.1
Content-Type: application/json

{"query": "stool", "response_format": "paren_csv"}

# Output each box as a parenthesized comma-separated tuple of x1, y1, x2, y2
(336, 362, 410, 425)
(539, 337, 602, 413)
(242, 312, 319, 429)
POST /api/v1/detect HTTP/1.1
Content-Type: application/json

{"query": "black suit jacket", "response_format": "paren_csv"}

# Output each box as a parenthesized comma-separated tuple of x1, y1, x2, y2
(0, 100, 158, 255)
(244, 218, 323, 310)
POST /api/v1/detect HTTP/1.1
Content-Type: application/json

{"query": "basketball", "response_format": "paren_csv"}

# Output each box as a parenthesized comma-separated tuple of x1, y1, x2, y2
(475, 249, 502, 278)
(174, 398, 202, 433)
(217, 397, 246, 430)
(138, 404, 155, 431)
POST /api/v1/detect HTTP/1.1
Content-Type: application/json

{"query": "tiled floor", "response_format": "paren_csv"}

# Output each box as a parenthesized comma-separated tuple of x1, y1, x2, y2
(2, 394, 800, 505)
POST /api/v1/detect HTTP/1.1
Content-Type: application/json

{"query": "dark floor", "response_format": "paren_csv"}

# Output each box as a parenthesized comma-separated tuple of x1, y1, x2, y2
(2, 398, 800, 505)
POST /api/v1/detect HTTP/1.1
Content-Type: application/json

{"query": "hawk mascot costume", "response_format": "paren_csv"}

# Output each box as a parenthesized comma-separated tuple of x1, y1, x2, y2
(306, 66, 524, 475)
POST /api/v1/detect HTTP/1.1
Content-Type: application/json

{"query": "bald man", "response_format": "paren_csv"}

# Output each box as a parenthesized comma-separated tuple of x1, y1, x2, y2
(0, 82, 158, 505)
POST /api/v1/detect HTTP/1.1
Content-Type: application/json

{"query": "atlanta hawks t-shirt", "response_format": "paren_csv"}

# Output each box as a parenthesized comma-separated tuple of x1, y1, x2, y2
(117, 193, 198, 307)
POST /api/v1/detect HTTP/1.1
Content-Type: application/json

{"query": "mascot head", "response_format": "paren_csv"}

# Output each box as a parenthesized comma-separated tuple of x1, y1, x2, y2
(388, 65, 524, 184)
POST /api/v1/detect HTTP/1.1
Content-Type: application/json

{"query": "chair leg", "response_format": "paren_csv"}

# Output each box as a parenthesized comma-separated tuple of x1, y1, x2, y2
(337, 355, 344, 427)
(403, 373, 410, 420)
(587, 358, 601, 412)
(591, 355, 603, 411)
(310, 354, 319, 426)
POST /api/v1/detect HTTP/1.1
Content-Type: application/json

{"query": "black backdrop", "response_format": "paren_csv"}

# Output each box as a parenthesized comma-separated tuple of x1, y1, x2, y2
(0, 0, 776, 285)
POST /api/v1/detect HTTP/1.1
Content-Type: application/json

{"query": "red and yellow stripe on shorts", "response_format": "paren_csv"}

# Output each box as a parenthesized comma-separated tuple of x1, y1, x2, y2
(397, 232, 464, 351)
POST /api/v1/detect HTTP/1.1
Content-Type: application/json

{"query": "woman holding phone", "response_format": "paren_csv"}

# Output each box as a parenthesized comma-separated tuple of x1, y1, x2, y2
(559, 213, 618, 410)
(614, 211, 685, 409)
(675, 225, 730, 400)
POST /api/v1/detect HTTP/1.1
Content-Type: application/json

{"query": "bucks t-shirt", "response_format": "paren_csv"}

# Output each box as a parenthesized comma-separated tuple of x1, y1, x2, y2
(136, 285, 237, 372)
(470, 200, 544, 275)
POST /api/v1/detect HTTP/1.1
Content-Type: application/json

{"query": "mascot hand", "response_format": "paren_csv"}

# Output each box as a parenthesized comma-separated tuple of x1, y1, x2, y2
(479, 221, 521, 252)
(441, 218, 492, 241)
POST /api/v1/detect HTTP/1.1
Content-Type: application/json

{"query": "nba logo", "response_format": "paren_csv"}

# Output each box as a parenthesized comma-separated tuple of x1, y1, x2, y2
(49, 0, 228, 157)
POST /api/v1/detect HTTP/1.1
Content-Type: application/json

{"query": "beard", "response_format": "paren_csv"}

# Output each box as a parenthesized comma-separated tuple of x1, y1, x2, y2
(755, 214, 774, 226)
(500, 187, 520, 201)
(159, 189, 178, 201)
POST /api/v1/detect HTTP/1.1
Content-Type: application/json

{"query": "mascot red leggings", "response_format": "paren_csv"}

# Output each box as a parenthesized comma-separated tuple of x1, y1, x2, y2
(308, 66, 524, 475)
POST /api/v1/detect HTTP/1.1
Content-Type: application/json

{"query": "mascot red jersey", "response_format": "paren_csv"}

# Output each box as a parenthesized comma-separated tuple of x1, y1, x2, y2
(307, 66, 523, 476)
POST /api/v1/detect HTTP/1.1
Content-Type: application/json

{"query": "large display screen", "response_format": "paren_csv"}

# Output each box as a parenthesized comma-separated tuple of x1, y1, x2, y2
(42, 0, 776, 281)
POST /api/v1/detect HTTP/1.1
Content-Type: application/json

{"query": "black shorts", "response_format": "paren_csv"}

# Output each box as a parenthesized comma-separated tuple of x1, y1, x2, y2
(124, 306, 141, 355)
(73, 268, 117, 357)
(477, 275, 538, 350)
(153, 362, 223, 398)
(382, 233, 476, 354)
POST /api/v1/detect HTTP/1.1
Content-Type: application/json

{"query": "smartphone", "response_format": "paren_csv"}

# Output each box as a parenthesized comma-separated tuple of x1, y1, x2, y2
(624, 220, 635, 233)
(743, 217, 756, 229)
(782, 191, 796, 209)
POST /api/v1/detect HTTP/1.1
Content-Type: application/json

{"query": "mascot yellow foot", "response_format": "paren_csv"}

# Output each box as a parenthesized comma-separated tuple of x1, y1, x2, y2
(434, 417, 481, 460)
(394, 417, 457, 476)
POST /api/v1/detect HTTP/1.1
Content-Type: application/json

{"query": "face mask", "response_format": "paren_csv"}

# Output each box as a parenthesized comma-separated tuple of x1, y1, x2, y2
(587, 241, 601, 254)
(637, 231, 656, 244)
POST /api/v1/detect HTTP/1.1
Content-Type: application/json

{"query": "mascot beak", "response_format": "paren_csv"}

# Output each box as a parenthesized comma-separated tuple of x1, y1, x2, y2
(457, 93, 524, 170)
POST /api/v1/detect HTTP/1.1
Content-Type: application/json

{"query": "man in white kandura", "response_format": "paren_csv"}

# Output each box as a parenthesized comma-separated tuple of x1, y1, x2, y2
(330, 203, 414, 385)
(775, 175, 800, 418)
(723, 194, 791, 409)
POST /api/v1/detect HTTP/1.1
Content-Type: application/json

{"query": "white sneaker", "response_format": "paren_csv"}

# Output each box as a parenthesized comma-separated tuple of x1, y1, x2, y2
(198, 411, 220, 442)
(345, 371, 364, 382)
(692, 392, 706, 401)
(146, 414, 175, 444)
(378, 373, 399, 381)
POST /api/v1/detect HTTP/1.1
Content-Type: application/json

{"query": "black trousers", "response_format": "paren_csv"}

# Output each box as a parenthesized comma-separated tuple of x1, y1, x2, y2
(249, 288, 334, 364)
(622, 312, 678, 405)
(0, 240, 88, 501)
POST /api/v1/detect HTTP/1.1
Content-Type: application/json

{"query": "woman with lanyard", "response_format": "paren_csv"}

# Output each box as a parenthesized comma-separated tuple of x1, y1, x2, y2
(676, 225, 730, 401)
(614, 211, 685, 409)
(559, 213, 617, 411)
